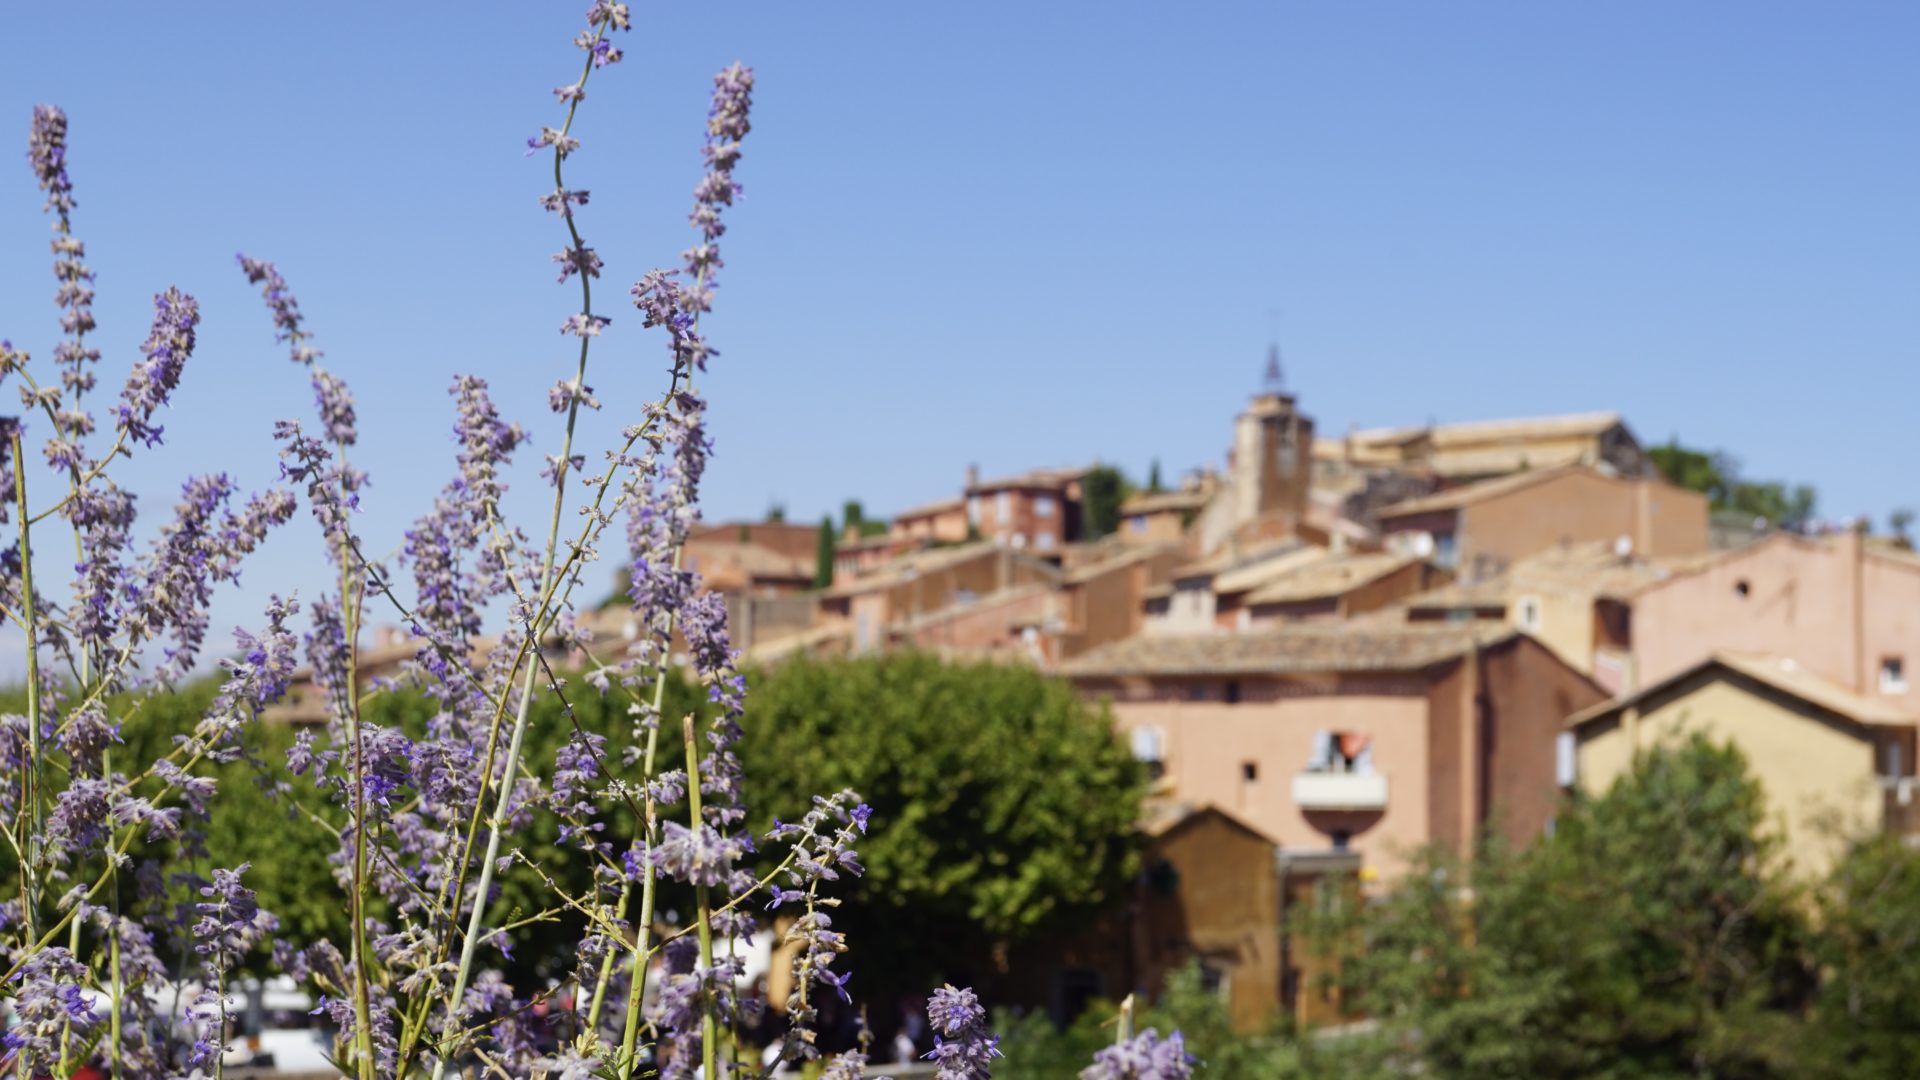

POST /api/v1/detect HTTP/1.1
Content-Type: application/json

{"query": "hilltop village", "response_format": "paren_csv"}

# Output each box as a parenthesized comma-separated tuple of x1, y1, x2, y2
(278, 364, 1917, 1030)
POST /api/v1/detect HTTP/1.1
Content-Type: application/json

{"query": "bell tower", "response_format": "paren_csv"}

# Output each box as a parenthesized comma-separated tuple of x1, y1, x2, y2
(1232, 343, 1314, 531)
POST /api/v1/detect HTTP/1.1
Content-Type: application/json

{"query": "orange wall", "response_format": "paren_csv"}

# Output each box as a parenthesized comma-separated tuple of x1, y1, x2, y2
(1480, 638, 1607, 846)
(1059, 551, 1186, 658)
(974, 486, 1072, 553)
(1632, 535, 1858, 695)
(1460, 472, 1707, 570)
(899, 586, 1052, 656)
(1122, 508, 1192, 546)
(1139, 813, 1284, 1032)
(1631, 534, 1920, 719)
(1100, 680, 1432, 882)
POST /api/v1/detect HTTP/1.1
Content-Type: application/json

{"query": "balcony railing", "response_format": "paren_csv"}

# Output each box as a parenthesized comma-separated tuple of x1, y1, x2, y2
(1293, 771, 1388, 811)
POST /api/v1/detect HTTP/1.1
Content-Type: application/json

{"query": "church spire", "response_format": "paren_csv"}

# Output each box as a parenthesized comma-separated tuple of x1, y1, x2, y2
(1263, 341, 1285, 391)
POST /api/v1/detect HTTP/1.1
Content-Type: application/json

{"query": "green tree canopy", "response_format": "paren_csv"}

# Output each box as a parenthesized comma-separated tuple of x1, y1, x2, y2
(1309, 735, 1816, 1078)
(1080, 466, 1131, 540)
(1811, 833, 1920, 1077)
(814, 513, 836, 588)
(735, 653, 1144, 996)
(1651, 439, 1817, 527)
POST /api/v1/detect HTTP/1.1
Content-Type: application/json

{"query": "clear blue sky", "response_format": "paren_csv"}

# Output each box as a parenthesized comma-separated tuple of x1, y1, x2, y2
(2, 2, 1916, 669)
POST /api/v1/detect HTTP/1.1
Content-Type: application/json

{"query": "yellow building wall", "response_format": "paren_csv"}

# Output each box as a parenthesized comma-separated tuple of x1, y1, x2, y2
(1575, 673, 1883, 877)
(1509, 588, 1598, 675)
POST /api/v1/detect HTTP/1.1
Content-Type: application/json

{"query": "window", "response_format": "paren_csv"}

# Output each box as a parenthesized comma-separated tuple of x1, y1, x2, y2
(1034, 495, 1056, 519)
(1186, 684, 1208, 702)
(1225, 680, 1243, 704)
(1329, 829, 1351, 851)
(1130, 725, 1164, 764)
(1517, 595, 1542, 633)
(995, 491, 1010, 521)
(1037, 531, 1056, 551)
(1433, 532, 1458, 568)
(967, 496, 981, 525)
(1734, 579, 1751, 598)
(1555, 731, 1577, 787)
(1011, 532, 1028, 549)
(1309, 730, 1374, 774)
(1882, 656, 1908, 694)
(1130, 515, 1148, 534)
(1240, 760, 1258, 782)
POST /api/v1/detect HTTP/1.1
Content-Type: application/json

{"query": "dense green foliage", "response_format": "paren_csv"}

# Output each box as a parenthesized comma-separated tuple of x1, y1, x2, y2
(1649, 439, 1817, 527)
(840, 499, 888, 538)
(1292, 735, 1918, 1079)
(50, 652, 1143, 1000)
(998, 962, 1308, 1079)
(1081, 465, 1132, 539)
(735, 653, 1145, 996)
(997, 736, 1920, 1079)
(1810, 832, 1920, 1075)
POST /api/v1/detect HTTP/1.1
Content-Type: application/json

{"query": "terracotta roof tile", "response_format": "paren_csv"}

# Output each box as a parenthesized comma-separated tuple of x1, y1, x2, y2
(1244, 552, 1419, 605)
(1375, 465, 1589, 518)
(1059, 622, 1515, 678)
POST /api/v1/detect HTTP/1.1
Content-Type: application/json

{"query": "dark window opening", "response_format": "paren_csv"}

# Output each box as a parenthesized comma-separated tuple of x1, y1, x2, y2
(1241, 761, 1259, 782)
(1734, 579, 1751, 598)
(1224, 680, 1243, 704)
(1330, 829, 1351, 851)
(1197, 961, 1228, 997)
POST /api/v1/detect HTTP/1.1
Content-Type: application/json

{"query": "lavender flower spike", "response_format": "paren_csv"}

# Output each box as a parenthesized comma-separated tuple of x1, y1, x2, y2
(118, 286, 199, 448)
(1081, 1030, 1193, 1080)
(237, 253, 324, 365)
(31, 104, 102, 418)
(28, 104, 74, 216)
(924, 985, 1002, 1080)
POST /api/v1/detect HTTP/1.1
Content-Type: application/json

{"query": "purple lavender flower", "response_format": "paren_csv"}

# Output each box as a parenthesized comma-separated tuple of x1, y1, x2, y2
(924, 985, 1001, 1080)
(46, 777, 112, 862)
(30, 106, 103, 431)
(650, 820, 741, 887)
(194, 863, 278, 974)
(538, 188, 590, 218)
(526, 127, 582, 157)
(66, 484, 136, 651)
(311, 369, 358, 445)
(237, 254, 323, 364)
(117, 286, 199, 447)
(547, 377, 599, 414)
(822, 1051, 888, 1080)
(1080, 1030, 1193, 1080)
(28, 104, 73, 215)
(552, 241, 603, 283)
(585, 1, 631, 30)
(558, 312, 610, 336)
(3, 947, 97, 1071)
